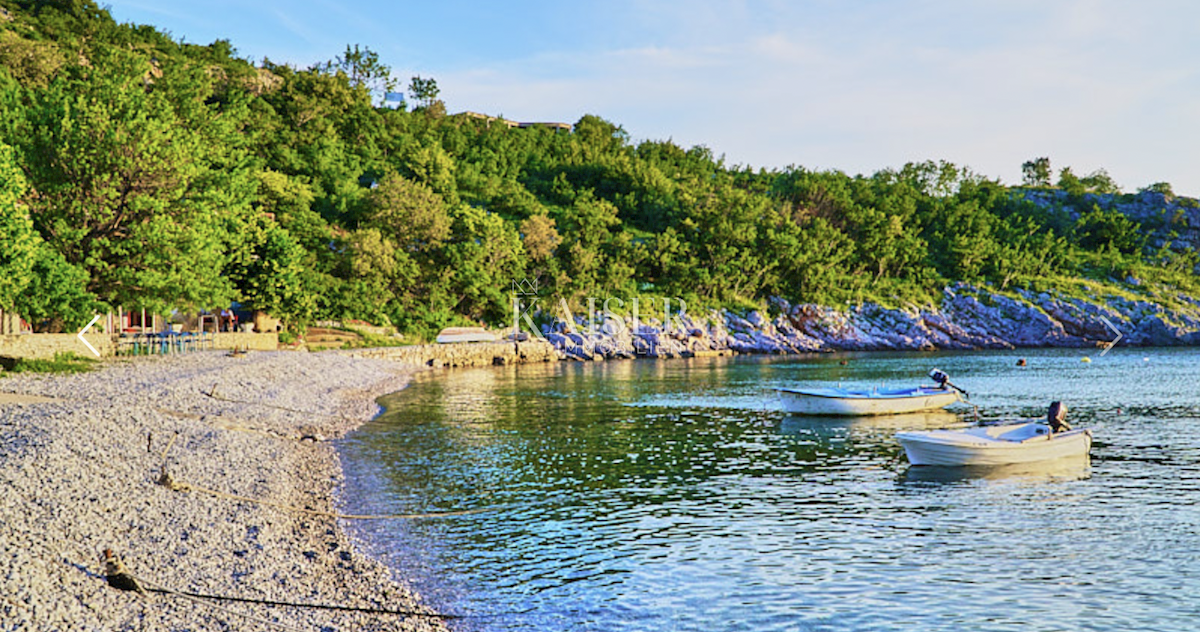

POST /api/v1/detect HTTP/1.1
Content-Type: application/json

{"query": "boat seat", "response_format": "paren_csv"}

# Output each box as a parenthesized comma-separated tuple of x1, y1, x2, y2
(994, 423, 1050, 442)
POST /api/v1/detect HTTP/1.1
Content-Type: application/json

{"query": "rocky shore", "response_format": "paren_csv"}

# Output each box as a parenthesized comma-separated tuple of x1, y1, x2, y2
(2, 280, 1197, 630)
(0, 351, 444, 632)
(539, 283, 1200, 360)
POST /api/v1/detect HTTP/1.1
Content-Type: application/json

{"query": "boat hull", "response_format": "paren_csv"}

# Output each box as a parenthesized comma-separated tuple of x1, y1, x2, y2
(778, 388, 961, 416)
(897, 424, 1093, 466)
(902, 454, 1092, 483)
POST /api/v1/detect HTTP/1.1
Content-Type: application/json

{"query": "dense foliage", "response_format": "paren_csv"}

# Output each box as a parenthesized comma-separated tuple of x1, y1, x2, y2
(1, 0, 1197, 337)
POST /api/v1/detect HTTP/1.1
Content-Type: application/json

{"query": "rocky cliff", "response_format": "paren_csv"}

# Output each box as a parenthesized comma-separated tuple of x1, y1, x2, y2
(535, 283, 1200, 360)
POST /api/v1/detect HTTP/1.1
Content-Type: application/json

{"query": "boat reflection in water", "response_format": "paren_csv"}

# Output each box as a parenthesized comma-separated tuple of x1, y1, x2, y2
(901, 453, 1093, 484)
(778, 410, 964, 435)
(775, 411, 967, 465)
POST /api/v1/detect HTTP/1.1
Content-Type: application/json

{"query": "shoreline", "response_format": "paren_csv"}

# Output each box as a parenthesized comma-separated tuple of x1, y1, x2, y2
(0, 350, 442, 632)
(3, 334, 1192, 629)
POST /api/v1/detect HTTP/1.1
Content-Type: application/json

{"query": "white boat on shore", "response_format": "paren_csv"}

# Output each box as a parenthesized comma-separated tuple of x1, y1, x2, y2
(777, 369, 966, 416)
(435, 327, 498, 344)
(897, 402, 1092, 466)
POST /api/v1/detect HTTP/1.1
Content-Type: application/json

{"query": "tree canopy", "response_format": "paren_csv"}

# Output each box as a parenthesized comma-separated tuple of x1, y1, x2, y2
(0, 0, 1196, 337)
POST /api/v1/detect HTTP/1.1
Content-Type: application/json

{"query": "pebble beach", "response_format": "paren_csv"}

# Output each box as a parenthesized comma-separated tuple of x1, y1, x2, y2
(0, 350, 445, 632)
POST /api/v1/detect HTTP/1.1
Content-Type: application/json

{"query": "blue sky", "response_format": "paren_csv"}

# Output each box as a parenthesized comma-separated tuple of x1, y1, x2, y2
(107, 1, 1200, 195)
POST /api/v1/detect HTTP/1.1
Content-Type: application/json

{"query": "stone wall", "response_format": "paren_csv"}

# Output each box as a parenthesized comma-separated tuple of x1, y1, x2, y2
(0, 334, 115, 360)
(349, 340, 561, 368)
(0, 332, 277, 361)
(211, 332, 279, 351)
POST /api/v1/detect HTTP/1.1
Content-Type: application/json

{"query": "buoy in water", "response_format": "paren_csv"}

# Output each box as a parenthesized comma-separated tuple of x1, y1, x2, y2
(1016, 358, 1027, 366)
(1081, 356, 1092, 363)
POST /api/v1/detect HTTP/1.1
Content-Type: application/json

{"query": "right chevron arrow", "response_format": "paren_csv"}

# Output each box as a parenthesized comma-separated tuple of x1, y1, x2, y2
(1099, 317, 1122, 356)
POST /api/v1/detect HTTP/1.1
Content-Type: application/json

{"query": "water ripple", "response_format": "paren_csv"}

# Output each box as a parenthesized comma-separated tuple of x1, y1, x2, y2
(340, 349, 1200, 632)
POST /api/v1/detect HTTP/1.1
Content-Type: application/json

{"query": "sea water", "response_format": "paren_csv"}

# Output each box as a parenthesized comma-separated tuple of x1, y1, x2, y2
(337, 348, 1200, 631)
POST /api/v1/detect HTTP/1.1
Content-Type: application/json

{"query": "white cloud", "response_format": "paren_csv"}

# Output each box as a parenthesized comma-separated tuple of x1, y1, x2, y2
(471, 2, 1197, 191)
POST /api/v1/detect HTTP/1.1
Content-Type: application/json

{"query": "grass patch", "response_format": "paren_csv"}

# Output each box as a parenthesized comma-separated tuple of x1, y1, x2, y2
(1013, 271, 1200, 322)
(2, 352, 98, 375)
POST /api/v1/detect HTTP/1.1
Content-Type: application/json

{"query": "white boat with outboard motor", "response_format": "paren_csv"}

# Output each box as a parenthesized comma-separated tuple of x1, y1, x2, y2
(896, 401, 1092, 466)
(777, 369, 968, 416)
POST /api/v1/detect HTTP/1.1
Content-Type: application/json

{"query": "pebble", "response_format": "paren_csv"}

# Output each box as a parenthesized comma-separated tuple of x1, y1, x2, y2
(0, 350, 445, 631)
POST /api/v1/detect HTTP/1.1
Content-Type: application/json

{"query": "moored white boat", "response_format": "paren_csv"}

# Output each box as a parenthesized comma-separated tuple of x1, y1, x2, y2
(778, 369, 967, 416)
(896, 402, 1092, 466)
(777, 386, 963, 416)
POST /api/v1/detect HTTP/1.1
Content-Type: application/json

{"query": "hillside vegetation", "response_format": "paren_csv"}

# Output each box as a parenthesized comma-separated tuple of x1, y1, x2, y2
(1, 0, 1197, 340)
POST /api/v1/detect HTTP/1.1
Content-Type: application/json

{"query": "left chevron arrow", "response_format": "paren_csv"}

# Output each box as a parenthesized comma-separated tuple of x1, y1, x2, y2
(77, 315, 101, 357)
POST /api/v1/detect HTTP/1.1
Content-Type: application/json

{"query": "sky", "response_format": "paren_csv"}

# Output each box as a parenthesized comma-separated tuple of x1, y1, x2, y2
(106, 0, 1200, 196)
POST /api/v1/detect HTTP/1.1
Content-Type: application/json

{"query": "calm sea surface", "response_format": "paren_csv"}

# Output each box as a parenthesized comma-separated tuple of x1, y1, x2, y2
(337, 348, 1200, 632)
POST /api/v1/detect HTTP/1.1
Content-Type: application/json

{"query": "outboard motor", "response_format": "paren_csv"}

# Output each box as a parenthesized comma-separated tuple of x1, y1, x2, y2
(1047, 401, 1070, 433)
(928, 368, 970, 399)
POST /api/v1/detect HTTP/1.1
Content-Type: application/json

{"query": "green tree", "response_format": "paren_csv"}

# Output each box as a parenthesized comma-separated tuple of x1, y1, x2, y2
(1142, 182, 1174, 197)
(553, 191, 636, 300)
(842, 198, 927, 283)
(927, 200, 999, 281)
(364, 171, 452, 252)
(11, 49, 254, 312)
(1075, 206, 1145, 255)
(1021, 157, 1052, 187)
(440, 204, 526, 322)
(315, 44, 396, 104)
(228, 219, 316, 331)
(256, 62, 381, 224)
(339, 226, 417, 324)
(680, 187, 776, 301)
(255, 169, 328, 251)
(1080, 169, 1120, 195)
(0, 142, 39, 310)
(16, 245, 98, 332)
(986, 214, 1068, 289)
(767, 216, 855, 304)
(520, 214, 562, 261)
(408, 75, 440, 109)
(402, 142, 459, 201)
(1057, 167, 1086, 197)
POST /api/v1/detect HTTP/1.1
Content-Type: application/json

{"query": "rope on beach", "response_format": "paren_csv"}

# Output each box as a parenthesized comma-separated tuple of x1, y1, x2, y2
(201, 384, 357, 422)
(103, 549, 307, 630)
(163, 591, 311, 632)
(144, 585, 466, 620)
(155, 407, 301, 442)
(100, 549, 491, 622)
